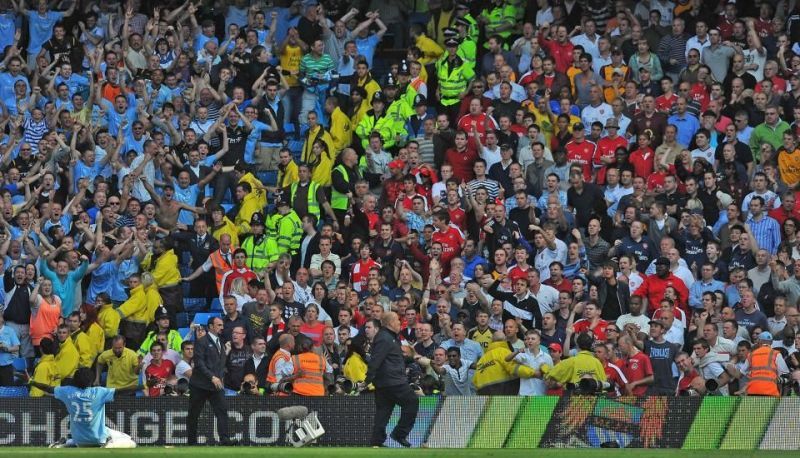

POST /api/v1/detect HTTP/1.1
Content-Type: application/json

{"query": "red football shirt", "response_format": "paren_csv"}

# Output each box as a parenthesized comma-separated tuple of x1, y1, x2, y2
(565, 139, 597, 182)
(432, 225, 464, 266)
(604, 362, 629, 397)
(572, 318, 610, 341)
(594, 135, 628, 184)
(622, 352, 653, 396)
(145, 359, 175, 397)
(445, 147, 479, 183)
(448, 207, 467, 231)
(629, 148, 655, 179)
(655, 93, 678, 113)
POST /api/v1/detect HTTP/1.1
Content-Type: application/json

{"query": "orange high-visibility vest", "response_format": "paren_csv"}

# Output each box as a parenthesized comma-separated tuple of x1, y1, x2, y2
(266, 349, 292, 397)
(291, 353, 326, 396)
(208, 250, 234, 292)
(747, 346, 780, 397)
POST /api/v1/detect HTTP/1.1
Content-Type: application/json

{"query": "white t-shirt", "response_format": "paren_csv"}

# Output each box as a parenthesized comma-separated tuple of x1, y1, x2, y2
(690, 146, 715, 165)
(514, 350, 553, 395)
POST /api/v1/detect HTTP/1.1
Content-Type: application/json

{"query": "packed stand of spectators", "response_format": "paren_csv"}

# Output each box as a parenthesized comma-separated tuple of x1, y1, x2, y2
(0, 0, 800, 399)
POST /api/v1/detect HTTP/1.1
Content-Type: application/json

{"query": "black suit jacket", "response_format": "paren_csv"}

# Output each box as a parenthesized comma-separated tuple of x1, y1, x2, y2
(173, 231, 219, 269)
(299, 232, 321, 269)
(185, 164, 212, 185)
(243, 355, 269, 389)
(190, 334, 227, 390)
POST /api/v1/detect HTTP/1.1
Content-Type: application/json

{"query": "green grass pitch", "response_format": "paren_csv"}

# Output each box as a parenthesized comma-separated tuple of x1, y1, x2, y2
(2, 448, 794, 457)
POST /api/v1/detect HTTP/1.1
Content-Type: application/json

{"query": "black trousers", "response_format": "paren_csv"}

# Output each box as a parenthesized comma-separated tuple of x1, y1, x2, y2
(371, 384, 419, 446)
(0, 364, 13, 386)
(187, 385, 230, 445)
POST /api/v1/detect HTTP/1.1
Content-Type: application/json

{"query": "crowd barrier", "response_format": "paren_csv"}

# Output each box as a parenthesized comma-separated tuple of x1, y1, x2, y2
(0, 395, 798, 448)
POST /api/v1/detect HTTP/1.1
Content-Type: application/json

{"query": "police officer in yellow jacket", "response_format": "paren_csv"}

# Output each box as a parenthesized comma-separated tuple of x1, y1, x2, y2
(241, 212, 271, 271)
(275, 198, 303, 261)
(546, 332, 607, 389)
(382, 74, 412, 150)
(436, 37, 475, 123)
(355, 92, 390, 151)
(473, 332, 538, 394)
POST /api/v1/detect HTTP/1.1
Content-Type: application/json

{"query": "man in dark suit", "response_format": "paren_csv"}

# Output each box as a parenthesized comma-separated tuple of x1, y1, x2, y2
(365, 312, 418, 448)
(243, 336, 268, 390)
(172, 219, 219, 298)
(298, 214, 321, 269)
(187, 317, 236, 446)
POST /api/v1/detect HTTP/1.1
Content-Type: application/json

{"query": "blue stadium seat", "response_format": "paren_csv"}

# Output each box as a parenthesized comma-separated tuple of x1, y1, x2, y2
(210, 298, 223, 312)
(0, 386, 28, 397)
(183, 297, 207, 313)
(221, 203, 234, 214)
(224, 389, 239, 396)
(288, 140, 304, 155)
(283, 123, 295, 135)
(178, 327, 191, 340)
(258, 171, 277, 187)
(11, 357, 26, 372)
(175, 312, 189, 328)
(192, 312, 221, 326)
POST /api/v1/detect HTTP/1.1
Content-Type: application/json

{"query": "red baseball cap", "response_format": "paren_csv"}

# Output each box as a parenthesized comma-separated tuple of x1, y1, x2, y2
(548, 343, 563, 353)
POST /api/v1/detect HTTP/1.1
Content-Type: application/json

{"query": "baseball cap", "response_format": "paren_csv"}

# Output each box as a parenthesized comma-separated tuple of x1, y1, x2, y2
(758, 331, 773, 341)
(573, 122, 585, 131)
(388, 159, 405, 169)
(548, 343, 563, 353)
(648, 319, 664, 328)
(605, 118, 619, 129)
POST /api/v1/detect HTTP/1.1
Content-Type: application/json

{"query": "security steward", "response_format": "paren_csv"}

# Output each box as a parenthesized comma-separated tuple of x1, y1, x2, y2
(330, 148, 361, 228)
(267, 333, 295, 396)
(472, 331, 537, 395)
(546, 332, 607, 390)
(291, 339, 331, 396)
(745, 331, 789, 397)
(364, 312, 418, 448)
(284, 162, 338, 226)
(241, 212, 270, 271)
(435, 36, 475, 124)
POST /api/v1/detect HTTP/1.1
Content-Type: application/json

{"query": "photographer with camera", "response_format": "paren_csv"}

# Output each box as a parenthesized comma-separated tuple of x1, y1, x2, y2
(416, 346, 476, 396)
(692, 339, 733, 395)
(267, 334, 299, 396)
(676, 352, 704, 396)
(546, 332, 607, 393)
(240, 373, 263, 395)
(741, 332, 790, 397)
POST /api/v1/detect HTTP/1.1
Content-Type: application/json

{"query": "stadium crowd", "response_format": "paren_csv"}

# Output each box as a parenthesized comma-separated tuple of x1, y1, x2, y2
(0, 0, 799, 400)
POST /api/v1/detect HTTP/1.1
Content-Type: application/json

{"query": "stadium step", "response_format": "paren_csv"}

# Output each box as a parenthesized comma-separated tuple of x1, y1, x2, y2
(183, 297, 208, 313)
(192, 312, 222, 326)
